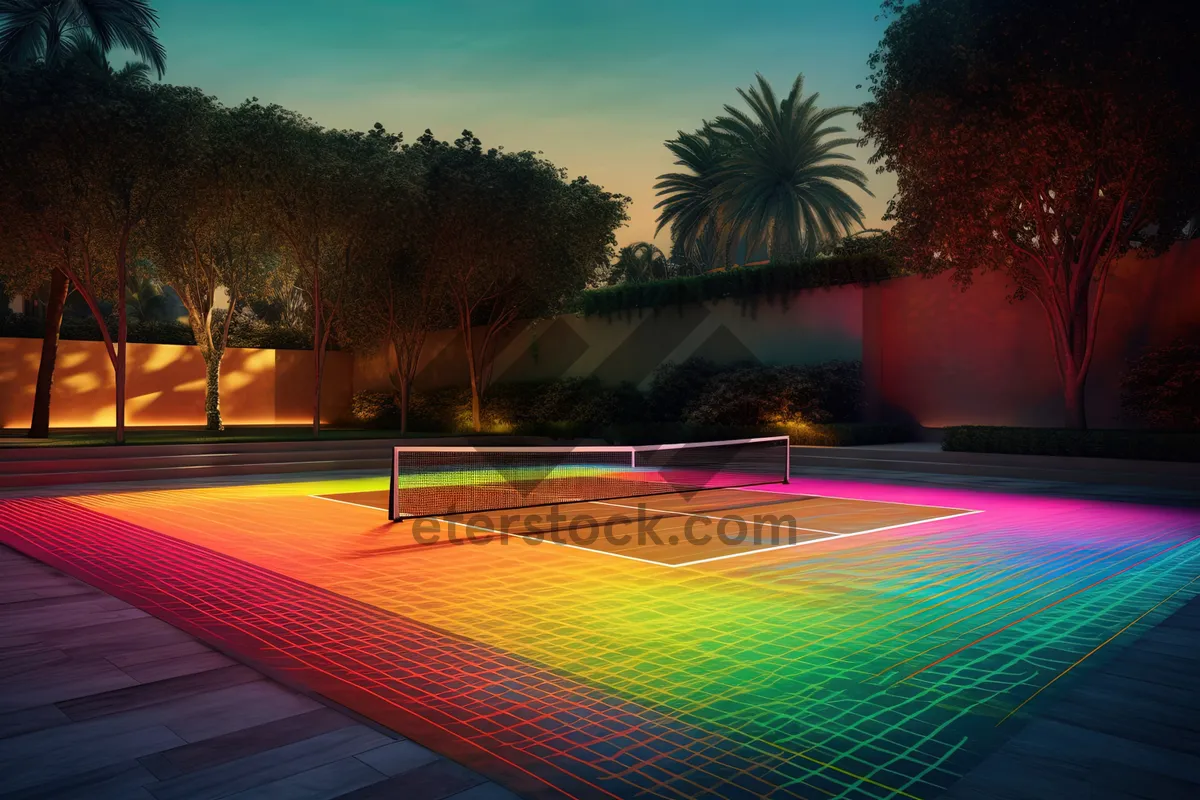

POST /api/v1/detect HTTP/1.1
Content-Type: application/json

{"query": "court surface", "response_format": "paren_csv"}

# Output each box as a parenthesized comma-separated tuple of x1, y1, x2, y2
(2, 475, 1200, 800)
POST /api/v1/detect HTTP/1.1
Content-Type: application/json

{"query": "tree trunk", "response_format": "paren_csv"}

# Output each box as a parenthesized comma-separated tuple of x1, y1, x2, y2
(312, 279, 322, 439)
(398, 380, 408, 434)
(1063, 373, 1087, 430)
(203, 349, 223, 431)
(29, 270, 70, 438)
(116, 290, 127, 445)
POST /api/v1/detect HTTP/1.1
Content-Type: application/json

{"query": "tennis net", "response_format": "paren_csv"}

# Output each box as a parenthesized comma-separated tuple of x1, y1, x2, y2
(389, 436, 790, 520)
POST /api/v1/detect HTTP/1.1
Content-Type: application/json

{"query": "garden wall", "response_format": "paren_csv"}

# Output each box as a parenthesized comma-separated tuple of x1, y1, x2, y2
(873, 241, 1200, 428)
(353, 280, 866, 394)
(0, 339, 353, 429)
(356, 241, 1199, 430)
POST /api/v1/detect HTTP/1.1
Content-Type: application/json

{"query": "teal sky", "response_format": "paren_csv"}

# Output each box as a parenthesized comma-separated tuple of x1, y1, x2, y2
(151, 0, 895, 249)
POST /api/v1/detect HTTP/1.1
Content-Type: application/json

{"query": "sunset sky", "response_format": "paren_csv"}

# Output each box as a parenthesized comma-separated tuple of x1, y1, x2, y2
(152, 0, 895, 249)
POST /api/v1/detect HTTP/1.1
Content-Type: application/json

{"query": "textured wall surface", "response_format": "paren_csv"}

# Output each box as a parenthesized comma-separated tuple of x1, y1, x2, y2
(0, 340, 353, 429)
(3, 245, 1195, 431)
(356, 241, 1199, 429)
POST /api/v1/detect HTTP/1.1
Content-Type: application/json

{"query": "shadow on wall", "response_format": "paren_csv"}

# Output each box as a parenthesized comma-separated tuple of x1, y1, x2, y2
(0, 339, 355, 429)
(352, 281, 868, 396)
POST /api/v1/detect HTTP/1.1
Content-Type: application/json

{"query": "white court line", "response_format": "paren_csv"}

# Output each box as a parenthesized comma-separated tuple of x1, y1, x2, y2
(418, 517, 672, 568)
(668, 508, 984, 568)
(737, 484, 985, 514)
(309, 494, 386, 512)
(310, 488, 985, 569)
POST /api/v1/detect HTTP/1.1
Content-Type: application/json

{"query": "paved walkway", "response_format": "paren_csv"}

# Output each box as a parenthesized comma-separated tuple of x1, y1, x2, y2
(0, 545, 515, 800)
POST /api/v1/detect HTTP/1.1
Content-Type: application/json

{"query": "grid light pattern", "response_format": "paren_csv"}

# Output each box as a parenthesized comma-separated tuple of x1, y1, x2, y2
(390, 436, 790, 519)
(2, 477, 1199, 800)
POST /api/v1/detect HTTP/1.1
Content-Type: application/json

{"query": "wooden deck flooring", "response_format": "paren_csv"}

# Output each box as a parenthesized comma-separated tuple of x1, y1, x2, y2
(0, 544, 517, 800)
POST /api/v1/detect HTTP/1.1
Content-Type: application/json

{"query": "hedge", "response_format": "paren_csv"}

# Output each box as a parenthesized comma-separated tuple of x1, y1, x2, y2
(943, 426, 1200, 462)
(578, 254, 903, 316)
(0, 311, 317, 350)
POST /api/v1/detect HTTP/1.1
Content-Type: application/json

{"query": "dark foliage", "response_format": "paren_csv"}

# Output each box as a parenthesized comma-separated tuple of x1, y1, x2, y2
(578, 254, 900, 316)
(1121, 337, 1200, 430)
(0, 310, 317, 350)
(943, 426, 1200, 462)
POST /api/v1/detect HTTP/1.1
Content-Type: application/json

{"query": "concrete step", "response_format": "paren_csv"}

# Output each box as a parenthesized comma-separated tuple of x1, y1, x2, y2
(0, 435, 574, 490)
(0, 457, 390, 489)
(790, 447, 1200, 491)
(0, 447, 397, 475)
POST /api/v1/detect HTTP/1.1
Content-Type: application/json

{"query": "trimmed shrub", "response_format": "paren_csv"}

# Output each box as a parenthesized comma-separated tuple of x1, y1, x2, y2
(943, 426, 1200, 462)
(1121, 337, 1200, 430)
(599, 422, 910, 447)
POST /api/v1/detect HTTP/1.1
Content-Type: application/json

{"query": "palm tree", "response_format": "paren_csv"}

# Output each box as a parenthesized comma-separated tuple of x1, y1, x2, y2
(0, 0, 165, 76)
(654, 125, 732, 269)
(656, 74, 872, 263)
(125, 272, 170, 324)
(712, 73, 870, 260)
(609, 242, 671, 285)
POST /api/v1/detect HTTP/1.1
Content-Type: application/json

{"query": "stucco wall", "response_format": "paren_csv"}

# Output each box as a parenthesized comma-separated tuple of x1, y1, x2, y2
(354, 282, 866, 395)
(874, 242, 1200, 428)
(0, 339, 353, 429)
(356, 241, 1198, 430)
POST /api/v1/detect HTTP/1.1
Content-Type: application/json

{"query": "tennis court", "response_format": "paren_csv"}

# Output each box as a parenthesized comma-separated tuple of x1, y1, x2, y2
(1, 437, 1199, 800)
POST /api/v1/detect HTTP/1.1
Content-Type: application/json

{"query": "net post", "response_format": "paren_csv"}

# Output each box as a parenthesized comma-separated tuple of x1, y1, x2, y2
(784, 436, 791, 484)
(388, 446, 397, 521)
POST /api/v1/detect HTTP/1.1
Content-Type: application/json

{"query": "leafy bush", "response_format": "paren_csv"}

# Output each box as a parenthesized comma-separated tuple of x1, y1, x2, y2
(683, 365, 829, 427)
(1121, 337, 1200, 430)
(350, 391, 400, 427)
(799, 360, 864, 423)
(578, 253, 901, 316)
(217, 307, 316, 351)
(943, 426, 1200, 462)
(407, 379, 647, 436)
(651, 359, 863, 428)
(646, 358, 723, 421)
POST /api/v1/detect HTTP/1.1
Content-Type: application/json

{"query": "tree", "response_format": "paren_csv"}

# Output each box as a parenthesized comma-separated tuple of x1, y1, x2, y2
(0, 0, 166, 77)
(416, 131, 629, 431)
(340, 241, 448, 433)
(243, 101, 414, 437)
(148, 100, 277, 430)
(656, 75, 872, 264)
(0, 66, 207, 441)
(608, 242, 670, 285)
(859, 0, 1200, 428)
(0, 32, 155, 437)
(655, 124, 733, 269)
(124, 268, 170, 324)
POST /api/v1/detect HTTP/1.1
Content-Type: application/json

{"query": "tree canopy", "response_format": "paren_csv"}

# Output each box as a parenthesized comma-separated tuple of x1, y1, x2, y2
(656, 74, 871, 267)
(858, 0, 1200, 427)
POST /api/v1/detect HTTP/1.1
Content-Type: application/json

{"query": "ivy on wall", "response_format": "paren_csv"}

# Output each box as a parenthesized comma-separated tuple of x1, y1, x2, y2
(577, 254, 904, 317)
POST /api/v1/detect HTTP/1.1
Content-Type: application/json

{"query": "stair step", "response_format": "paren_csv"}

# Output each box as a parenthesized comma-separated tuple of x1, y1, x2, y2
(0, 457, 390, 489)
